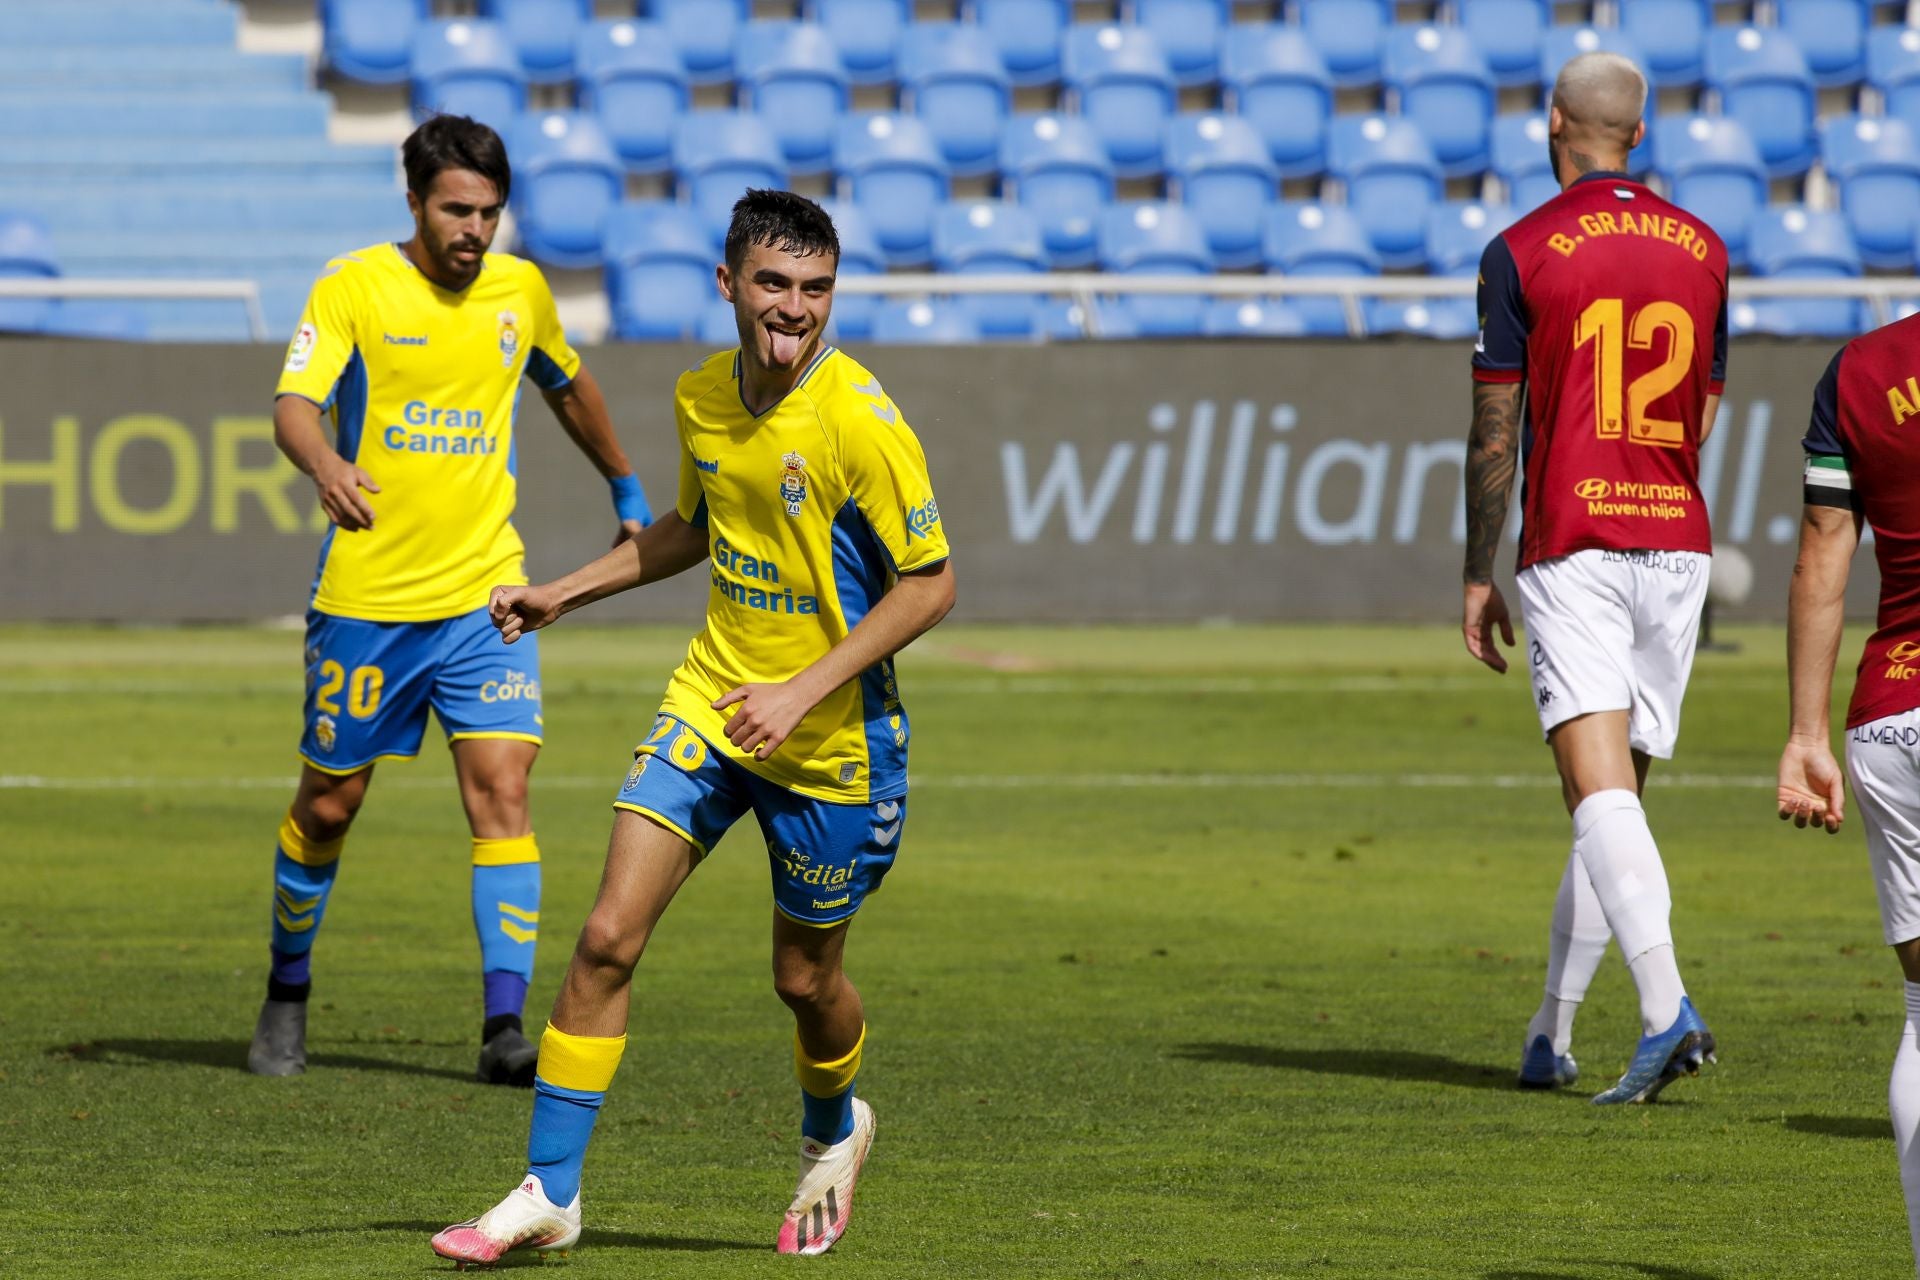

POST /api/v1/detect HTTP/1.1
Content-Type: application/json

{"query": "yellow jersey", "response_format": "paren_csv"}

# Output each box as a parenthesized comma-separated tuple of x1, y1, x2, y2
(275, 242, 582, 622)
(660, 346, 951, 803)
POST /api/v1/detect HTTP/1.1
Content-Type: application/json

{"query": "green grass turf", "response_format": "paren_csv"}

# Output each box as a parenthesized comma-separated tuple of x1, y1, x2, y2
(0, 621, 1906, 1278)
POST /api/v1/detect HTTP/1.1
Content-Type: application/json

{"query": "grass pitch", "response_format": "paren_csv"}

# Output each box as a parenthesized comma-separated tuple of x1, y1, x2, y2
(0, 621, 1906, 1278)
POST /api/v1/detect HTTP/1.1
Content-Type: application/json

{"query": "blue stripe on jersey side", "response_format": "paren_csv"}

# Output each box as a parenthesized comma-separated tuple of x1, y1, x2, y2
(688, 495, 709, 528)
(507, 383, 522, 479)
(311, 346, 368, 604)
(829, 497, 907, 798)
(526, 347, 571, 390)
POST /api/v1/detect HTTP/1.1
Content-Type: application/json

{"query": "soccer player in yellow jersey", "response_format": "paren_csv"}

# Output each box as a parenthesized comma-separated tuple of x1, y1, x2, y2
(247, 116, 653, 1087)
(431, 191, 955, 1264)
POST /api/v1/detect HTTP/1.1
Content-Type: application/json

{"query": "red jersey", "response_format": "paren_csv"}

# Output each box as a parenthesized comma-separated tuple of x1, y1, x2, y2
(1801, 314, 1920, 730)
(1472, 172, 1730, 571)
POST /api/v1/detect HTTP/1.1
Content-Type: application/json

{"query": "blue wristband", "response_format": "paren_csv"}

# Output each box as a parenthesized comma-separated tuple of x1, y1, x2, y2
(608, 473, 651, 526)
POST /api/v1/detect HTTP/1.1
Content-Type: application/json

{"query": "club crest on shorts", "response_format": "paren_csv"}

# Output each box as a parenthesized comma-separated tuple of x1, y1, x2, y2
(623, 754, 648, 790)
(314, 714, 336, 753)
(497, 310, 520, 368)
(779, 452, 809, 517)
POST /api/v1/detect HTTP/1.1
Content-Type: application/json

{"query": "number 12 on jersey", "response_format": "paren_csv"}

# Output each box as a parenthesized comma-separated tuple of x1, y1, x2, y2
(1573, 298, 1696, 449)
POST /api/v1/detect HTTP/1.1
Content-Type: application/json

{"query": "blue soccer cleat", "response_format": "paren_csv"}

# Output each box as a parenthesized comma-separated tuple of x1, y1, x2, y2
(1517, 1034, 1579, 1090)
(1591, 997, 1716, 1105)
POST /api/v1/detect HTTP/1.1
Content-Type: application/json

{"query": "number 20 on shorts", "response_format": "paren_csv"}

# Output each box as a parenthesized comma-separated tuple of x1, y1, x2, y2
(313, 660, 384, 720)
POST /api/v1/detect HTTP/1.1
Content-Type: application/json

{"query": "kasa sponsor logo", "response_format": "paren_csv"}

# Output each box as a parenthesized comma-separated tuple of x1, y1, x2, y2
(905, 497, 940, 540)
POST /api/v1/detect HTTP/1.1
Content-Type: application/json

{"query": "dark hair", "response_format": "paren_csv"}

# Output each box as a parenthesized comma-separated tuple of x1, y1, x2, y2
(724, 189, 839, 271)
(403, 115, 512, 205)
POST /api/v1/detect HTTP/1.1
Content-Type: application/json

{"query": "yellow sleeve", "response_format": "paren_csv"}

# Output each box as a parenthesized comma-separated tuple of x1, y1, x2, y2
(275, 263, 360, 405)
(674, 397, 708, 527)
(522, 262, 581, 390)
(837, 388, 949, 573)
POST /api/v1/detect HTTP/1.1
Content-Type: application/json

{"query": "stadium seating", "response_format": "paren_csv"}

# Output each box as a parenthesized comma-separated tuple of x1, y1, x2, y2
(1166, 113, 1277, 269)
(698, 296, 743, 346)
(967, 0, 1070, 86)
(1382, 25, 1496, 178)
(1000, 114, 1115, 268)
(1326, 115, 1443, 268)
(1097, 202, 1214, 335)
(1263, 201, 1379, 334)
(1539, 26, 1643, 91)
(734, 22, 850, 175)
(817, 199, 887, 339)
(40, 300, 150, 341)
(576, 21, 688, 175)
(322, 0, 428, 85)
(871, 297, 986, 343)
(932, 200, 1047, 337)
(898, 25, 1012, 179)
(603, 200, 714, 339)
(1456, 0, 1547, 89)
(834, 113, 950, 266)
(1747, 206, 1868, 336)
(1775, 0, 1867, 89)
(804, 0, 909, 85)
(1651, 113, 1768, 267)
(1062, 26, 1177, 180)
(1034, 297, 1139, 339)
(1296, 0, 1391, 89)
(1617, 0, 1709, 87)
(1490, 113, 1558, 212)
(506, 112, 623, 269)
(478, 0, 591, 86)
(0, 210, 58, 334)
(1203, 298, 1310, 336)
(1706, 26, 1817, 178)
(1131, 0, 1229, 87)
(650, 0, 749, 85)
(1367, 297, 1477, 338)
(1425, 201, 1514, 276)
(411, 19, 526, 136)
(1821, 115, 1920, 270)
(673, 111, 790, 248)
(1219, 26, 1332, 178)
(1868, 27, 1920, 136)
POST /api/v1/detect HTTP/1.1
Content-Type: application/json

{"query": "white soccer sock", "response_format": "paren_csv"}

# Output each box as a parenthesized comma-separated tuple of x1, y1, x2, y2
(1892, 983, 1920, 1277)
(1526, 841, 1611, 1056)
(1571, 789, 1685, 1034)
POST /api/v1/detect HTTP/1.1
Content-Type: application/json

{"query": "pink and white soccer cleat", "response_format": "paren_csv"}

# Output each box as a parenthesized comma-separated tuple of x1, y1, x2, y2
(430, 1174, 581, 1268)
(776, 1097, 876, 1256)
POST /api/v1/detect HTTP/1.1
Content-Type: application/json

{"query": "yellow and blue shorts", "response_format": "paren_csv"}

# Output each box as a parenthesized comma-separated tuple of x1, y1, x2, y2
(613, 713, 902, 926)
(298, 606, 542, 775)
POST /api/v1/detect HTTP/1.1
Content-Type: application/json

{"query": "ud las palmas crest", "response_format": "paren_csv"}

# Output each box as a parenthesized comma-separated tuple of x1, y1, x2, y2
(779, 452, 809, 517)
(497, 310, 519, 369)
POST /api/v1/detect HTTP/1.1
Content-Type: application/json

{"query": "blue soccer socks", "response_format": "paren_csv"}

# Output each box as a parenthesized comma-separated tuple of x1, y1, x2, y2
(267, 810, 343, 999)
(526, 1024, 627, 1206)
(472, 835, 541, 1023)
(796, 1025, 865, 1146)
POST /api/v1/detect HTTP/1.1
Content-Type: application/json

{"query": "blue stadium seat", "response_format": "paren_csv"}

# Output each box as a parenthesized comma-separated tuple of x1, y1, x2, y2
(1868, 27, 1920, 136)
(1366, 297, 1478, 338)
(1490, 112, 1558, 211)
(899, 25, 1011, 179)
(1775, 0, 1867, 89)
(1035, 297, 1140, 339)
(1296, 0, 1391, 89)
(1131, 0, 1229, 87)
(40, 300, 149, 342)
(735, 22, 850, 175)
(967, 0, 1070, 86)
(603, 200, 715, 339)
(1651, 114, 1767, 268)
(1166, 113, 1277, 269)
(672, 111, 789, 249)
(506, 113, 624, 269)
(1617, 0, 1708, 88)
(1425, 200, 1514, 276)
(2, 0, 236, 48)
(478, 0, 590, 85)
(1063, 26, 1177, 180)
(1382, 25, 1496, 178)
(1821, 115, 1920, 270)
(1097, 202, 1214, 336)
(834, 113, 950, 267)
(1741, 207, 1869, 336)
(1456, 0, 1546, 90)
(0, 94, 330, 139)
(803, 0, 909, 85)
(322, 0, 428, 85)
(1220, 26, 1332, 178)
(1326, 114, 1442, 268)
(933, 200, 1046, 337)
(1538, 25, 1643, 91)
(0, 210, 57, 334)
(1706, 26, 1816, 178)
(1203, 298, 1309, 336)
(646, 0, 748, 84)
(411, 20, 526, 136)
(698, 296, 743, 347)
(871, 298, 985, 343)
(816, 199, 886, 339)
(1262, 201, 1378, 334)
(576, 21, 688, 175)
(1000, 113, 1115, 268)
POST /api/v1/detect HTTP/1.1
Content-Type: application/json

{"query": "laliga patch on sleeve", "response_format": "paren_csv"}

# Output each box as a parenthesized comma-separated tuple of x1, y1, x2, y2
(285, 322, 317, 373)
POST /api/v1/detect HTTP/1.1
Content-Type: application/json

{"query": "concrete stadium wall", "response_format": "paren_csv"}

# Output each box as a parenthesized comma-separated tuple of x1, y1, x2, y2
(0, 340, 1859, 622)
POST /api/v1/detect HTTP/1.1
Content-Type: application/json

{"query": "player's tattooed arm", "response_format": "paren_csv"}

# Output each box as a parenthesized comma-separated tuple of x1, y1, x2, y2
(1463, 381, 1522, 586)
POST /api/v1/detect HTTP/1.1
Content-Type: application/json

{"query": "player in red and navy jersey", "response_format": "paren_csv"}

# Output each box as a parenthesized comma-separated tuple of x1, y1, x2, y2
(1779, 313, 1920, 1268)
(1461, 52, 1729, 1104)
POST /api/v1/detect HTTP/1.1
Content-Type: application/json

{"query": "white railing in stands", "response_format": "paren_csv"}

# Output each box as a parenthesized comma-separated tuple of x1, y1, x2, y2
(0, 278, 267, 341)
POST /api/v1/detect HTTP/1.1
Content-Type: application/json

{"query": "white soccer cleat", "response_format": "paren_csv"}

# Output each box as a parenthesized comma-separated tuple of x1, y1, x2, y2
(776, 1097, 876, 1256)
(430, 1174, 581, 1268)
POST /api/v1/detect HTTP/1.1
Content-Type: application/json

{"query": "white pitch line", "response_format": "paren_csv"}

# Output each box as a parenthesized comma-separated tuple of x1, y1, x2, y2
(0, 772, 1774, 792)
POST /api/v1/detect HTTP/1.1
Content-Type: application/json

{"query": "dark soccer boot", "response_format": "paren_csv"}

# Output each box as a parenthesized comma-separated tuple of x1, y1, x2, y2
(248, 998, 308, 1077)
(477, 1023, 539, 1086)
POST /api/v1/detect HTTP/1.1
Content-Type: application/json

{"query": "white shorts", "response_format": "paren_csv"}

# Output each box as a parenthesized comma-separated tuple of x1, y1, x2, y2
(1515, 548, 1710, 759)
(1845, 709, 1920, 946)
